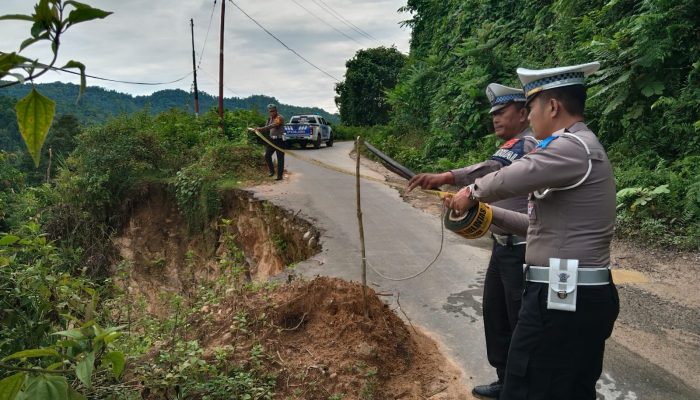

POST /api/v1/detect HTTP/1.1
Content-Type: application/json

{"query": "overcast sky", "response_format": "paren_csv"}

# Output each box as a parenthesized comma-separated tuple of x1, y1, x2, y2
(1, 0, 412, 113)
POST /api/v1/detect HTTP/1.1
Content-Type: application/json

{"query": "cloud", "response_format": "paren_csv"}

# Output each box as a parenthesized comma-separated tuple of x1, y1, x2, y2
(0, 0, 411, 113)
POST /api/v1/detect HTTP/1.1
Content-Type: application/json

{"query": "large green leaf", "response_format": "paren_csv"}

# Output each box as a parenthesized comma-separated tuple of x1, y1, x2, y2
(0, 373, 26, 400)
(1, 348, 60, 362)
(75, 352, 94, 389)
(51, 328, 84, 339)
(0, 235, 20, 246)
(104, 351, 125, 378)
(15, 88, 56, 168)
(640, 81, 664, 97)
(19, 33, 49, 52)
(0, 53, 31, 76)
(66, 6, 111, 26)
(22, 375, 68, 400)
(61, 61, 86, 100)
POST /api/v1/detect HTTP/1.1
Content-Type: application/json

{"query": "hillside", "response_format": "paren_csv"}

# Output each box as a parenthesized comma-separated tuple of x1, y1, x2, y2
(0, 81, 338, 125)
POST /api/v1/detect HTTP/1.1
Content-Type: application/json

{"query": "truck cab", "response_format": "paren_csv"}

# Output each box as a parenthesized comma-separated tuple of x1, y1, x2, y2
(282, 114, 334, 149)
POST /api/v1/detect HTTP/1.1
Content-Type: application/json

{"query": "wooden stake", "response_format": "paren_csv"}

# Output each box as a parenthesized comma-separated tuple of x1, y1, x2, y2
(45, 147, 52, 183)
(356, 136, 369, 318)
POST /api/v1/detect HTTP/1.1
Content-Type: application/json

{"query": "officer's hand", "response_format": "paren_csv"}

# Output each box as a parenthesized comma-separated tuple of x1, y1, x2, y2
(446, 187, 477, 216)
(407, 172, 453, 192)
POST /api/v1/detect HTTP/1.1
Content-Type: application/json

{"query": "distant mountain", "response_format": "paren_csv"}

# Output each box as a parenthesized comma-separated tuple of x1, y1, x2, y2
(0, 82, 339, 125)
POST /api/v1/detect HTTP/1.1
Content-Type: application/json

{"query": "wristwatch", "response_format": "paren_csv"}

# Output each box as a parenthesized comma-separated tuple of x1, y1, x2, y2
(467, 183, 477, 201)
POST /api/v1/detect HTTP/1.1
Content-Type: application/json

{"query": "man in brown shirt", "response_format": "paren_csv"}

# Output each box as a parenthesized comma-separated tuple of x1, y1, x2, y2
(446, 62, 619, 399)
(257, 104, 285, 180)
(409, 83, 537, 399)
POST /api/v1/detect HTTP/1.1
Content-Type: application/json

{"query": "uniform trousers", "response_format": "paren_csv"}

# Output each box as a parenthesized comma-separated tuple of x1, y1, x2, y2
(264, 138, 285, 179)
(484, 240, 526, 381)
(501, 280, 619, 400)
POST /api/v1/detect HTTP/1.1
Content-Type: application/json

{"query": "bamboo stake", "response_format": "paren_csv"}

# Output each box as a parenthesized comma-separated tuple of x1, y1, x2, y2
(355, 136, 369, 318)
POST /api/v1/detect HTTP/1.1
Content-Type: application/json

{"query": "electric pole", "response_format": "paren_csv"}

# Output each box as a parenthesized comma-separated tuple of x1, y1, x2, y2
(190, 18, 200, 117)
(218, 0, 225, 134)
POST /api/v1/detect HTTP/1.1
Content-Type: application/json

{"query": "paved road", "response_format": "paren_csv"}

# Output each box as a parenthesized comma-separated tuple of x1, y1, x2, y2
(251, 141, 699, 399)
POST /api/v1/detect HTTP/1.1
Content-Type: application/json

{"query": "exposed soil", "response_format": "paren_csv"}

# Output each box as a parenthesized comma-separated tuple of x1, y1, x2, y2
(112, 186, 320, 316)
(112, 185, 473, 398)
(192, 277, 470, 399)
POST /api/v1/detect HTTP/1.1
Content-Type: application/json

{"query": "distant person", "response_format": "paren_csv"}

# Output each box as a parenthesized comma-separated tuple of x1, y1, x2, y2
(408, 83, 537, 399)
(446, 62, 619, 399)
(257, 104, 285, 181)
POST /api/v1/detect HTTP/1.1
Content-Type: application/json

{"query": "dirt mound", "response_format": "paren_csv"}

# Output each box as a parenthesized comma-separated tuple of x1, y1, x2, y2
(193, 277, 468, 399)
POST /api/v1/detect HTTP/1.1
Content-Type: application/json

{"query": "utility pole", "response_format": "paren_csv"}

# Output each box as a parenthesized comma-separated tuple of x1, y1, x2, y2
(190, 18, 200, 117)
(218, 0, 225, 134)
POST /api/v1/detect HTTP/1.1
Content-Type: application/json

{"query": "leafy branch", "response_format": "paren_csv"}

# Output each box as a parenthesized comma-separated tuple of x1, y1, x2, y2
(0, 0, 111, 167)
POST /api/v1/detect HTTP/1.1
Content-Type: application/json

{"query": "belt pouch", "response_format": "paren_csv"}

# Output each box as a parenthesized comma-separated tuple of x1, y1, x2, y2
(547, 258, 578, 312)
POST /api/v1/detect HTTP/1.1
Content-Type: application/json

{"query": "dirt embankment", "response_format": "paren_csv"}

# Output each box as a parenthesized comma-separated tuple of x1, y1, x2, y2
(112, 186, 472, 398)
(112, 186, 320, 315)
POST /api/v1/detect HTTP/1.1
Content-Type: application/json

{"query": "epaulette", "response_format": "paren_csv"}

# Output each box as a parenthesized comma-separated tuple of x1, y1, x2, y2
(536, 135, 559, 150)
(500, 138, 520, 149)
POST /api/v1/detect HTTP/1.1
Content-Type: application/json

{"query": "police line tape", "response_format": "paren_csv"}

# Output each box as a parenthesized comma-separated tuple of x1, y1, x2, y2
(248, 128, 452, 198)
(249, 128, 493, 244)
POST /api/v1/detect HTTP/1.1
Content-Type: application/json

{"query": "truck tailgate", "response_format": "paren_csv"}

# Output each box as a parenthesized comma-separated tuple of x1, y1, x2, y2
(283, 124, 311, 137)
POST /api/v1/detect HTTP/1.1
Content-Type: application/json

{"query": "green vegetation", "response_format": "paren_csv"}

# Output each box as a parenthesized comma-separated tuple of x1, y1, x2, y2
(0, 106, 272, 398)
(336, 0, 700, 249)
(1, 0, 112, 167)
(334, 47, 406, 126)
(0, 83, 339, 126)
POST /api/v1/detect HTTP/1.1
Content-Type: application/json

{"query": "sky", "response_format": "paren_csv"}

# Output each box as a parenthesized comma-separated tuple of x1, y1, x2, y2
(1, 0, 412, 113)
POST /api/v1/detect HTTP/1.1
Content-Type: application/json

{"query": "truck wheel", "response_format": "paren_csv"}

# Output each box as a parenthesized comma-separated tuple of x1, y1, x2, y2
(326, 134, 334, 147)
(313, 135, 322, 149)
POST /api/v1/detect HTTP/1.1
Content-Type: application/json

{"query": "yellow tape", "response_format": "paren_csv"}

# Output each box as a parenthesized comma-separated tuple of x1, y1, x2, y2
(443, 202, 493, 239)
(248, 128, 453, 199)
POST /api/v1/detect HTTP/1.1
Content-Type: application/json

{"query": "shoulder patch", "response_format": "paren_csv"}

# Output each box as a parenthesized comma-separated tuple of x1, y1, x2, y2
(536, 135, 559, 150)
(500, 138, 520, 149)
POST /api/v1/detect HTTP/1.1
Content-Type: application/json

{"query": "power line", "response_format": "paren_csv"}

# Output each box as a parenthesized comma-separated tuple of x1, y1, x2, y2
(310, 0, 380, 44)
(228, 0, 340, 82)
(0, 54, 193, 87)
(52, 66, 192, 86)
(198, 0, 218, 69)
(288, 0, 362, 45)
(316, 0, 379, 42)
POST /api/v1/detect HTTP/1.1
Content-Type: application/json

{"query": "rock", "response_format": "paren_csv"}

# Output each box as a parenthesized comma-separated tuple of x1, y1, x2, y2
(309, 237, 317, 248)
(200, 305, 210, 313)
(354, 342, 374, 358)
(329, 373, 338, 380)
(303, 231, 312, 241)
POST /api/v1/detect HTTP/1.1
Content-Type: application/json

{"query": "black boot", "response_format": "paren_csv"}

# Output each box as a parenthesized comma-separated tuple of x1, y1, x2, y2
(472, 381, 502, 399)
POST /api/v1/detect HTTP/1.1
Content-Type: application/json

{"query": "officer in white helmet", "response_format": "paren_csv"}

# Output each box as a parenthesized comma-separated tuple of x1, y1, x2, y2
(446, 62, 619, 399)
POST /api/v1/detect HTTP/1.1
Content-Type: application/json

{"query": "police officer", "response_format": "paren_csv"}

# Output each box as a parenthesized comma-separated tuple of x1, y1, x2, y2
(446, 62, 619, 399)
(408, 83, 537, 399)
(257, 104, 285, 180)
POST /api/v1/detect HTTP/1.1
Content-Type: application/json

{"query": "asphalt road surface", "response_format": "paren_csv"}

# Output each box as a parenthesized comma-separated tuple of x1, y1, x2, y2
(251, 141, 699, 399)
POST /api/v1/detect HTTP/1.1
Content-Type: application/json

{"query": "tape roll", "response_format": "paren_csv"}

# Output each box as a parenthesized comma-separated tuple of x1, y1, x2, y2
(444, 202, 493, 239)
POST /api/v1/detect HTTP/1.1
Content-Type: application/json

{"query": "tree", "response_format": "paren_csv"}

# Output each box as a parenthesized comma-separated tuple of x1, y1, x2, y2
(0, 0, 111, 167)
(335, 47, 406, 126)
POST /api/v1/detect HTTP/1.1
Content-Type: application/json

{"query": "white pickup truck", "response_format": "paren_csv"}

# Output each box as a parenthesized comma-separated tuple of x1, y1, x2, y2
(282, 114, 334, 149)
